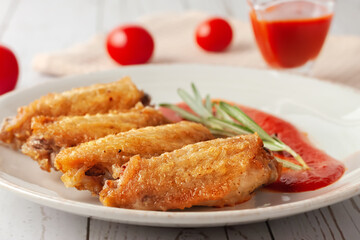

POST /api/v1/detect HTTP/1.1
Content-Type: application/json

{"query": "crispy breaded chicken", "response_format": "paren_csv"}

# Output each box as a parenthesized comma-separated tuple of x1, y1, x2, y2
(55, 121, 214, 194)
(99, 134, 281, 210)
(21, 104, 169, 171)
(0, 77, 145, 149)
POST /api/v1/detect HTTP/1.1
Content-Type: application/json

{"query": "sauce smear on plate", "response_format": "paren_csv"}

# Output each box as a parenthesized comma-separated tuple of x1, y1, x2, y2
(160, 101, 345, 192)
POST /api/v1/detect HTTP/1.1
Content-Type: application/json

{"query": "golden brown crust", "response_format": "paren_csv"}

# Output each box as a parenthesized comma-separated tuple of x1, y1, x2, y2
(55, 121, 214, 194)
(99, 134, 281, 210)
(21, 104, 170, 171)
(0, 77, 144, 149)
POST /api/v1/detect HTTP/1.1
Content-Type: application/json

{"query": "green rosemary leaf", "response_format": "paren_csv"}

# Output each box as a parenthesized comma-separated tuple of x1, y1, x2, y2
(263, 141, 286, 152)
(205, 94, 212, 113)
(215, 104, 234, 122)
(208, 117, 252, 135)
(219, 102, 274, 142)
(208, 128, 237, 137)
(159, 103, 202, 122)
(191, 83, 202, 102)
(219, 101, 309, 169)
(178, 88, 211, 118)
(275, 157, 303, 170)
(282, 145, 309, 169)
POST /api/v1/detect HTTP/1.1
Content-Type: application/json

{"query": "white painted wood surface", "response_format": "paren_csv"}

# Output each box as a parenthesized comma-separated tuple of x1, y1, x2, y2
(0, 0, 359, 239)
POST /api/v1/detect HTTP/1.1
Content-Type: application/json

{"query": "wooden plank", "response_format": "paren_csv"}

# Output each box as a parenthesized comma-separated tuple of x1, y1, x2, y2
(89, 197, 360, 240)
(89, 219, 228, 240)
(267, 205, 356, 240)
(0, 189, 87, 240)
(226, 222, 272, 240)
(326, 196, 360, 239)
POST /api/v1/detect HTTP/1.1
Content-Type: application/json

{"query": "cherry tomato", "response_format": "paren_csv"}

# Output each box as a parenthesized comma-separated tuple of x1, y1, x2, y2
(195, 17, 233, 52)
(0, 45, 19, 95)
(106, 25, 154, 65)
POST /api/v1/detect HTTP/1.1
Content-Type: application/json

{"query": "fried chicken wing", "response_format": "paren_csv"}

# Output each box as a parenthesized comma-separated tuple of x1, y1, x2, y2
(0, 77, 145, 149)
(99, 134, 281, 210)
(55, 121, 214, 194)
(21, 104, 169, 171)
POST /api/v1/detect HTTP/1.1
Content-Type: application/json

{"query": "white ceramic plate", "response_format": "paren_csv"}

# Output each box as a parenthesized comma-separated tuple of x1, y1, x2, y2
(0, 65, 359, 227)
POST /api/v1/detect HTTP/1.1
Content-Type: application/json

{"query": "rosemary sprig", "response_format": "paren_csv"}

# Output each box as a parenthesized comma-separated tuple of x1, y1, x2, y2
(159, 83, 309, 170)
(219, 102, 309, 169)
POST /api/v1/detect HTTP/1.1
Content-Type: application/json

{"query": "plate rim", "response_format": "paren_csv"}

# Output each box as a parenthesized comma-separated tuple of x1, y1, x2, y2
(1, 172, 360, 227)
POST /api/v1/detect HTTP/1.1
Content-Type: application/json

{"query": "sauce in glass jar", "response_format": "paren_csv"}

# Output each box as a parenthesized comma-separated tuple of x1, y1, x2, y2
(250, 0, 333, 68)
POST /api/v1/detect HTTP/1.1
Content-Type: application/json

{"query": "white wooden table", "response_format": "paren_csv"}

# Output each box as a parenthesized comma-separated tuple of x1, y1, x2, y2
(1, 0, 360, 239)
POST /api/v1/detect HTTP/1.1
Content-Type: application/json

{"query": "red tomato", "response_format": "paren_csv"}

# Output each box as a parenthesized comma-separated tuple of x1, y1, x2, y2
(195, 17, 233, 52)
(0, 45, 19, 95)
(106, 25, 154, 65)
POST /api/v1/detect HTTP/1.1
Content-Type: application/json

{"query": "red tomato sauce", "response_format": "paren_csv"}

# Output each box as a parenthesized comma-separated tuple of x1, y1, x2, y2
(159, 101, 345, 192)
(250, 0, 332, 68)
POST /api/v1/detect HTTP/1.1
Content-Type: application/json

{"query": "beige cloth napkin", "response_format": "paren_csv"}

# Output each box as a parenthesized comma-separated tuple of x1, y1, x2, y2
(33, 11, 360, 89)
